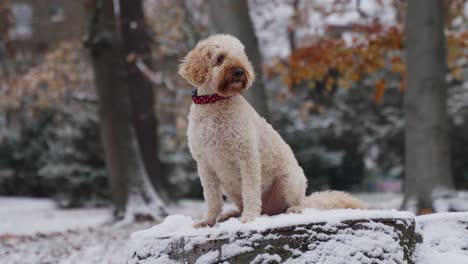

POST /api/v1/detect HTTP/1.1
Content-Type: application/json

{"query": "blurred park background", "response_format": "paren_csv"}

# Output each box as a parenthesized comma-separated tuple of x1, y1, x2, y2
(0, 0, 467, 224)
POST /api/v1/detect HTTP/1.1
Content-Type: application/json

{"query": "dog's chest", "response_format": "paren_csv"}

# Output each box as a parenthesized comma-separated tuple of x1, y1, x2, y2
(188, 108, 245, 161)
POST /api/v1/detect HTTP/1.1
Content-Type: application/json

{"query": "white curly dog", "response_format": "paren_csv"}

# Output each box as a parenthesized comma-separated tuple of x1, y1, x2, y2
(179, 34, 365, 227)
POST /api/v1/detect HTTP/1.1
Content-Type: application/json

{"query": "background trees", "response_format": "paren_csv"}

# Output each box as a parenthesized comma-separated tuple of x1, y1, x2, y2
(84, 0, 165, 220)
(270, 0, 467, 208)
(0, 0, 467, 216)
(118, 0, 170, 201)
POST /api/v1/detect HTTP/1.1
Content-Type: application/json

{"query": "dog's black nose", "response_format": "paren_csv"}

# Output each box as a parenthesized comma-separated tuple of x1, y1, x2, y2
(234, 68, 244, 77)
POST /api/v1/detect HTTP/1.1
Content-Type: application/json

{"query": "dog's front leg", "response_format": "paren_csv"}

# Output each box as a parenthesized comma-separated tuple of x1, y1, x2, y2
(239, 152, 262, 223)
(194, 163, 223, 228)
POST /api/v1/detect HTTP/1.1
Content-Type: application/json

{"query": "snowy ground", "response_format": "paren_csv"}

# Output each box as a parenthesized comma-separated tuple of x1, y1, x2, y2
(0, 197, 111, 235)
(414, 213, 468, 264)
(1, 194, 468, 263)
(0, 197, 204, 264)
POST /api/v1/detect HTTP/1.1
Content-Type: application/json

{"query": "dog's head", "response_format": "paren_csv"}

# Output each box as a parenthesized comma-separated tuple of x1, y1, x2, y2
(179, 34, 255, 96)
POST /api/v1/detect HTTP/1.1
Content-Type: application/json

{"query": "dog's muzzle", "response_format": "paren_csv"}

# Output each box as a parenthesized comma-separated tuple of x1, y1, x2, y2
(217, 67, 249, 96)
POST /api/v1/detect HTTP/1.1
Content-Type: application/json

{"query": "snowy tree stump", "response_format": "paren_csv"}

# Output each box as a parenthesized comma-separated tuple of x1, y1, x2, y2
(128, 210, 421, 264)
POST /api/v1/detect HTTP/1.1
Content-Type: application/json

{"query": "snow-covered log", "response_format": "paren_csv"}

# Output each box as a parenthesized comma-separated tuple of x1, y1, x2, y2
(128, 210, 421, 263)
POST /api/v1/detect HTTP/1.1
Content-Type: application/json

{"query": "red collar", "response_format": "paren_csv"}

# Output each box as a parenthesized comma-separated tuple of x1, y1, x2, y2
(192, 89, 231, 105)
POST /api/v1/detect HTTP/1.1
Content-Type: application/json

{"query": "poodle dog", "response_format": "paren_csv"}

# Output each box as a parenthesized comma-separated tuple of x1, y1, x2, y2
(179, 34, 365, 227)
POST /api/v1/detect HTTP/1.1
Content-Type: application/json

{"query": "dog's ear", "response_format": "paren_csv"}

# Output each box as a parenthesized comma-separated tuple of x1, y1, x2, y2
(179, 43, 212, 86)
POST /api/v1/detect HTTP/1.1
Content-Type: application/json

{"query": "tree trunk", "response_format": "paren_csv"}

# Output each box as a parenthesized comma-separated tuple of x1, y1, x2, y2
(287, 0, 300, 92)
(404, 0, 453, 213)
(124, 126, 167, 222)
(84, 0, 166, 220)
(118, 0, 170, 202)
(208, 0, 270, 120)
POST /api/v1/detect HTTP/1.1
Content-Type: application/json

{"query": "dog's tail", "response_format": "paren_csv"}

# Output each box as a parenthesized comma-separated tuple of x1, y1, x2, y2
(301, 190, 366, 210)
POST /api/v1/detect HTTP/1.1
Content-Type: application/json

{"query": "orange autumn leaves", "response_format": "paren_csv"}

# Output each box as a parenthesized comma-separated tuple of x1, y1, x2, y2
(276, 23, 467, 105)
(0, 42, 92, 113)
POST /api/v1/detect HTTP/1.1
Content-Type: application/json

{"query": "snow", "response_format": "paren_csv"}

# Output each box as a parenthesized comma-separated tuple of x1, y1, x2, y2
(417, 212, 468, 223)
(0, 197, 111, 235)
(284, 222, 405, 263)
(448, 78, 468, 118)
(129, 209, 414, 263)
(131, 209, 413, 240)
(129, 208, 468, 263)
(414, 213, 468, 264)
(2, 196, 468, 263)
(314, 0, 397, 31)
(0, 198, 201, 264)
(221, 240, 254, 259)
(249, 0, 293, 61)
(251, 253, 282, 264)
(1, 224, 146, 264)
(195, 250, 220, 264)
(355, 192, 404, 210)
(249, 0, 398, 62)
(465, 1, 468, 19)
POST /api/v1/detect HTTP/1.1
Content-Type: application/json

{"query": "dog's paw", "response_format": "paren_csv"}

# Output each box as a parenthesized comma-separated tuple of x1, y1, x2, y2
(193, 219, 216, 228)
(218, 210, 242, 222)
(239, 213, 258, 223)
(286, 206, 303, 214)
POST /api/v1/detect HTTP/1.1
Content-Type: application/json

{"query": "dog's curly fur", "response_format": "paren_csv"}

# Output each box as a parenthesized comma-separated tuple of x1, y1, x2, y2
(179, 34, 365, 227)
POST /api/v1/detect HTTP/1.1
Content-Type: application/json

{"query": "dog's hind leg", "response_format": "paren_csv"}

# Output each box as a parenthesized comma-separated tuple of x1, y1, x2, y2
(261, 176, 288, 215)
(282, 168, 308, 214)
(261, 169, 307, 215)
(286, 179, 307, 207)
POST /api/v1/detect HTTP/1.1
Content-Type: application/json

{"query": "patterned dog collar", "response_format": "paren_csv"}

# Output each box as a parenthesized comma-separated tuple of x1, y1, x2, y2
(192, 88, 231, 105)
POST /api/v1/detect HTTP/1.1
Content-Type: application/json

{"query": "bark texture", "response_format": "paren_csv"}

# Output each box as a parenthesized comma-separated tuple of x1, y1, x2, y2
(85, 0, 129, 216)
(404, 0, 453, 212)
(85, 0, 165, 219)
(118, 0, 170, 201)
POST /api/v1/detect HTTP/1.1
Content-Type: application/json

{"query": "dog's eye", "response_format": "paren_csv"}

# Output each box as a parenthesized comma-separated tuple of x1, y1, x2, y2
(216, 54, 225, 65)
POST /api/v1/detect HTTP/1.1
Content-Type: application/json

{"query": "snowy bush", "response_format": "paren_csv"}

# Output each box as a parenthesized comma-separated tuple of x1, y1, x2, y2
(0, 43, 108, 207)
(0, 102, 108, 207)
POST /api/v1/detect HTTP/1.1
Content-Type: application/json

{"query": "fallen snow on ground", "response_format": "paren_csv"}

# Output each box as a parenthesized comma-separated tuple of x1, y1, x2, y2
(1, 223, 151, 264)
(413, 213, 468, 264)
(2, 196, 468, 264)
(0, 197, 112, 235)
(0, 197, 200, 264)
(355, 192, 403, 210)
